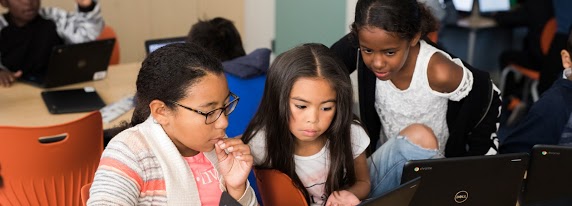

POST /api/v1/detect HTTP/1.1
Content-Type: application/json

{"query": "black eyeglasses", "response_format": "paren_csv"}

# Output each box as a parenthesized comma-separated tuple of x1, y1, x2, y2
(169, 92, 239, 124)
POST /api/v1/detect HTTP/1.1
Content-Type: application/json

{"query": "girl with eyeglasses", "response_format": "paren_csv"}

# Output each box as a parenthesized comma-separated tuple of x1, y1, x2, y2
(88, 43, 257, 206)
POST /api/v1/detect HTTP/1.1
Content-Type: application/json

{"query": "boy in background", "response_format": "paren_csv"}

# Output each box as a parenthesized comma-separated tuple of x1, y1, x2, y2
(0, 0, 103, 87)
(500, 31, 572, 153)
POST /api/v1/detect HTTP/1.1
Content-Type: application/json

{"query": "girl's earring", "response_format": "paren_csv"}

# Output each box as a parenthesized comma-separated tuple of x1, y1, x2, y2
(152, 118, 159, 124)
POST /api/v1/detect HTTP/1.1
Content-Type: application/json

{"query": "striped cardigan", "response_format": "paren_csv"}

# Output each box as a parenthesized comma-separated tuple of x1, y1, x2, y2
(87, 117, 257, 205)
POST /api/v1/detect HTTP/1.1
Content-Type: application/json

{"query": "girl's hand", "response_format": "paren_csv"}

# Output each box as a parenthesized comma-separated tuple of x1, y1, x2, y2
(0, 70, 21, 87)
(215, 138, 253, 199)
(325, 190, 360, 206)
(76, 0, 93, 8)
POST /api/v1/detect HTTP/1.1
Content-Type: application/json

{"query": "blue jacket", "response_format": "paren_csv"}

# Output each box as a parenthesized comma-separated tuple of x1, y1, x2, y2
(223, 48, 271, 137)
(223, 48, 271, 79)
(500, 78, 572, 153)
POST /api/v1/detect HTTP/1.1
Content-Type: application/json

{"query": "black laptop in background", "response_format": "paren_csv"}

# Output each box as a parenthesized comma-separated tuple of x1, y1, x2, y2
(451, 0, 511, 16)
(21, 38, 115, 88)
(401, 153, 529, 206)
(358, 177, 421, 206)
(144, 36, 186, 54)
(521, 145, 572, 206)
(41, 87, 106, 114)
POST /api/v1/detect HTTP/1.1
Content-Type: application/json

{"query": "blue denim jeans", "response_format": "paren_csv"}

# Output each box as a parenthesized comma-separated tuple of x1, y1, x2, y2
(367, 135, 440, 197)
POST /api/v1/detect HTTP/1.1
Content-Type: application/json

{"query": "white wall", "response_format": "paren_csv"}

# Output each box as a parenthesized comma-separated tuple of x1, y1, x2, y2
(244, 0, 275, 54)
(346, 0, 358, 33)
(243, 0, 355, 53)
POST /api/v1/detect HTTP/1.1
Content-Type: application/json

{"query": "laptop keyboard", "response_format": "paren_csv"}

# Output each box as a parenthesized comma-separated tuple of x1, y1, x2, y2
(100, 95, 134, 123)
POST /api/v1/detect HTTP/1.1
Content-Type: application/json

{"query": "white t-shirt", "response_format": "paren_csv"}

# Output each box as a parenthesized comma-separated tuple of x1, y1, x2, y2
(248, 124, 370, 206)
(374, 40, 473, 154)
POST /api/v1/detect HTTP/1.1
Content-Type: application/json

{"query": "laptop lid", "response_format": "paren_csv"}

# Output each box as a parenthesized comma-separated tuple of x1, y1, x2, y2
(41, 87, 106, 114)
(522, 145, 572, 205)
(401, 153, 529, 206)
(144, 36, 186, 54)
(452, 0, 474, 13)
(22, 39, 115, 88)
(358, 177, 421, 206)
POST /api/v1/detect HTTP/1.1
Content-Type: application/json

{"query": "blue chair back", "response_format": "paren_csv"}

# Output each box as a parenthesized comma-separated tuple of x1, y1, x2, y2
(225, 73, 266, 137)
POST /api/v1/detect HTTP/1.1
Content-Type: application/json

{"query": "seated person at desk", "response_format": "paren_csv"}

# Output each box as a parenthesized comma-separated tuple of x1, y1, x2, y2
(500, 31, 572, 153)
(187, 17, 271, 79)
(493, 0, 553, 72)
(540, 0, 572, 94)
(0, 0, 103, 87)
(88, 43, 257, 205)
(491, 0, 553, 125)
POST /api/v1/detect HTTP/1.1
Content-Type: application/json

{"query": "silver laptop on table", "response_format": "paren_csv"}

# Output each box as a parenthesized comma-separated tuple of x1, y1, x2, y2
(21, 38, 115, 88)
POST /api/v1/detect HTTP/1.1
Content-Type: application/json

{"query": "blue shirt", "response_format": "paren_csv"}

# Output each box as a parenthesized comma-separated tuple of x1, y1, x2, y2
(500, 78, 572, 153)
(553, 0, 572, 34)
(559, 114, 572, 145)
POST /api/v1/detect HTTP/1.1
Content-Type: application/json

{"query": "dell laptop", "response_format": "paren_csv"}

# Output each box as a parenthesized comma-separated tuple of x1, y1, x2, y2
(401, 153, 529, 206)
(521, 145, 572, 206)
(358, 177, 421, 206)
(21, 38, 115, 88)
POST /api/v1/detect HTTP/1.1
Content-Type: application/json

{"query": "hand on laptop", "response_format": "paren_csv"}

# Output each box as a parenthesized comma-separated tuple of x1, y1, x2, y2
(0, 70, 22, 87)
(326, 190, 361, 206)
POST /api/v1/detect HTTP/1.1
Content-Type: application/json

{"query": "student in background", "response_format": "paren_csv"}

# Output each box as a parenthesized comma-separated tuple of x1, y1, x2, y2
(493, 0, 553, 73)
(500, 32, 572, 153)
(331, 0, 501, 157)
(490, 0, 553, 127)
(187, 17, 271, 79)
(242, 43, 439, 205)
(539, 0, 572, 94)
(0, 0, 103, 87)
(88, 43, 257, 205)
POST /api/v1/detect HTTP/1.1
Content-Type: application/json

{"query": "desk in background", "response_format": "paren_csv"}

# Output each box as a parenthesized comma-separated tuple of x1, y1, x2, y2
(0, 62, 140, 129)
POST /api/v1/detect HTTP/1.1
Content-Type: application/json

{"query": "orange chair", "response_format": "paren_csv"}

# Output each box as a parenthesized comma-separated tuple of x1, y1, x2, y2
(500, 17, 557, 103)
(81, 182, 92, 206)
(97, 25, 120, 65)
(427, 31, 439, 44)
(0, 111, 104, 206)
(254, 169, 308, 206)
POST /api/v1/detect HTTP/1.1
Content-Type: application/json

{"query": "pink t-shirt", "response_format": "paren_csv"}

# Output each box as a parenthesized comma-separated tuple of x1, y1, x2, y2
(185, 152, 222, 205)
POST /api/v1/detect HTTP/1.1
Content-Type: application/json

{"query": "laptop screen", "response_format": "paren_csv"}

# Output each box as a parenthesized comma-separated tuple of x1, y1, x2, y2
(452, 0, 474, 12)
(479, 0, 510, 13)
(21, 38, 115, 88)
(144, 37, 186, 54)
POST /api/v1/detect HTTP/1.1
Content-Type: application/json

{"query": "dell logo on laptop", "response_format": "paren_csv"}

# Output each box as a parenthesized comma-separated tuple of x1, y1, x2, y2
(454, 191, 468, 203)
